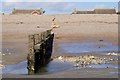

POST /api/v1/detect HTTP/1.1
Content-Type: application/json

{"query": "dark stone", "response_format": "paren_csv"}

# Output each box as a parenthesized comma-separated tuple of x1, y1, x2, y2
(20, 21, 23, 24)
(99, 40, 103, 41)
(98, 46, 101, 48)
(37, 26, 40, 28)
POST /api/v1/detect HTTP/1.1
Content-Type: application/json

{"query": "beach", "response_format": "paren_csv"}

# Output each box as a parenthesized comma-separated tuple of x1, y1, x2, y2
(1, 14, 119, 78)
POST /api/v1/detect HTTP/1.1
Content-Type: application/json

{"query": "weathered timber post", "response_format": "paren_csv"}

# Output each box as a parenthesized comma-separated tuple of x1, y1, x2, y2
(27, 29, 54, 75)
(27, 35, 35, 75)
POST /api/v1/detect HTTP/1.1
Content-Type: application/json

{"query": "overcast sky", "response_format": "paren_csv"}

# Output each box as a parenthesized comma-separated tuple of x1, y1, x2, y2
(1, 2, 119, 14)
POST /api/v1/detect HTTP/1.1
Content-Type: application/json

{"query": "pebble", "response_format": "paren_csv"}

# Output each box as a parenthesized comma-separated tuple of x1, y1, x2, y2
(20, 21, 23, 24)
(74, 63, 79, 67)
(58, 56, 63, 60)
(37, 25, 40, 28)
(107, 52, 111, 55)
(106, 52, 119, 56)
(89, 66, 92, 68)
(8, 52, 11, 55)
(0, 64, 5, 69)
(99, 40, 103, 41)
(56, 55, 115, 68)
(106, 67, 109, 68)
(2, 54, 5, 56)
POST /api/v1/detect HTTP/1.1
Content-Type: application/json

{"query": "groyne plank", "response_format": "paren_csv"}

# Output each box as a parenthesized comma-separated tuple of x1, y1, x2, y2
(27, 29, 54, 75)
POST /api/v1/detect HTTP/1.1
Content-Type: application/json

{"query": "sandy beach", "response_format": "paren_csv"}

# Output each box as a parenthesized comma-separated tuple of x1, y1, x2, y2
(1, 14, 119, 78)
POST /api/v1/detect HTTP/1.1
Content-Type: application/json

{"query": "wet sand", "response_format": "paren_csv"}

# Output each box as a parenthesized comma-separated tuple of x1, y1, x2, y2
(1, 14, 119, 78)
(2, 68, 118, 78)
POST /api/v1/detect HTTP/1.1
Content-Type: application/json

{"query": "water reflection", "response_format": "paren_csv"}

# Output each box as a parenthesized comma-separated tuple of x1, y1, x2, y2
(2, 60, 74, 75)
(2, 59, 118, 75)
(2, 61, 28, 74)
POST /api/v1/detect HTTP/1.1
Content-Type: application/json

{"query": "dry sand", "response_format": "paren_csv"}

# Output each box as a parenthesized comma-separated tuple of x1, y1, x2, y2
(1, 14, 118, 78)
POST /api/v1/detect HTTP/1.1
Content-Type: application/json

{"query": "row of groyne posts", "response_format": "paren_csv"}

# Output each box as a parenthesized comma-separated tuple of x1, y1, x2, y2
(27, 29, 54, 75)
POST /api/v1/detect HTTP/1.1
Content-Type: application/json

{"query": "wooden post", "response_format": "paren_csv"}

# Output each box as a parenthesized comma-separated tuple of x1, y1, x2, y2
(27, 30, 54, 75)
(27, 35, 35, 75)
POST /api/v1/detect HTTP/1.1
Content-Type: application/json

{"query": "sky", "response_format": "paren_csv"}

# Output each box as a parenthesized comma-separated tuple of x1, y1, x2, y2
(0, 2, 119, 14)
(1, 0, 120, 2)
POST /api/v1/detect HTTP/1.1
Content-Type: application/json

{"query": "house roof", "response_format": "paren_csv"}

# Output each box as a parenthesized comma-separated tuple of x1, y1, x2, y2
(72, 8, 116, 14)
(12, 9, 45, 14)
(94, 9, 115, 11)
(94, 9, 116, 12)
(94, 9, 116, 14)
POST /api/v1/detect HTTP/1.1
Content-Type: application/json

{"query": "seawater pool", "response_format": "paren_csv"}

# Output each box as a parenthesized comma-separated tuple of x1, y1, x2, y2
(1, 60, 118, 75)
(2, 60, 74, 75)
(58, 42, 119, 53)
(1, 42, 119, 75)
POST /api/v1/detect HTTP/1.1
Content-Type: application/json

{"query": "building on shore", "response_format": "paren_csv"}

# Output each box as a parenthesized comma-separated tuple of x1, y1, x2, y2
(12, 8, 45, 15)
(72, 8, 116, 14)
(94, 9, 116, 14)
(72, 10, 94, 14)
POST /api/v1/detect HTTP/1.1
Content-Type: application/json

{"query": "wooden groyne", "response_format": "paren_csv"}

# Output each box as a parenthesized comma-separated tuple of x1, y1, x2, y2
(27, 29, 54, 75)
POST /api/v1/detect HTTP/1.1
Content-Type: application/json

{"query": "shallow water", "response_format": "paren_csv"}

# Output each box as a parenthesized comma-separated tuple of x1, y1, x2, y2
(110, 72, 120, 74)
(2, 60, 74, 75)
(2, 61, 28, 74)
(35, 60, 74, 75)
(87, 64, 118, 68)
(1, 42, 119, 75)
(2, 60, 118, 75)
(58, 42, 118, 53)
